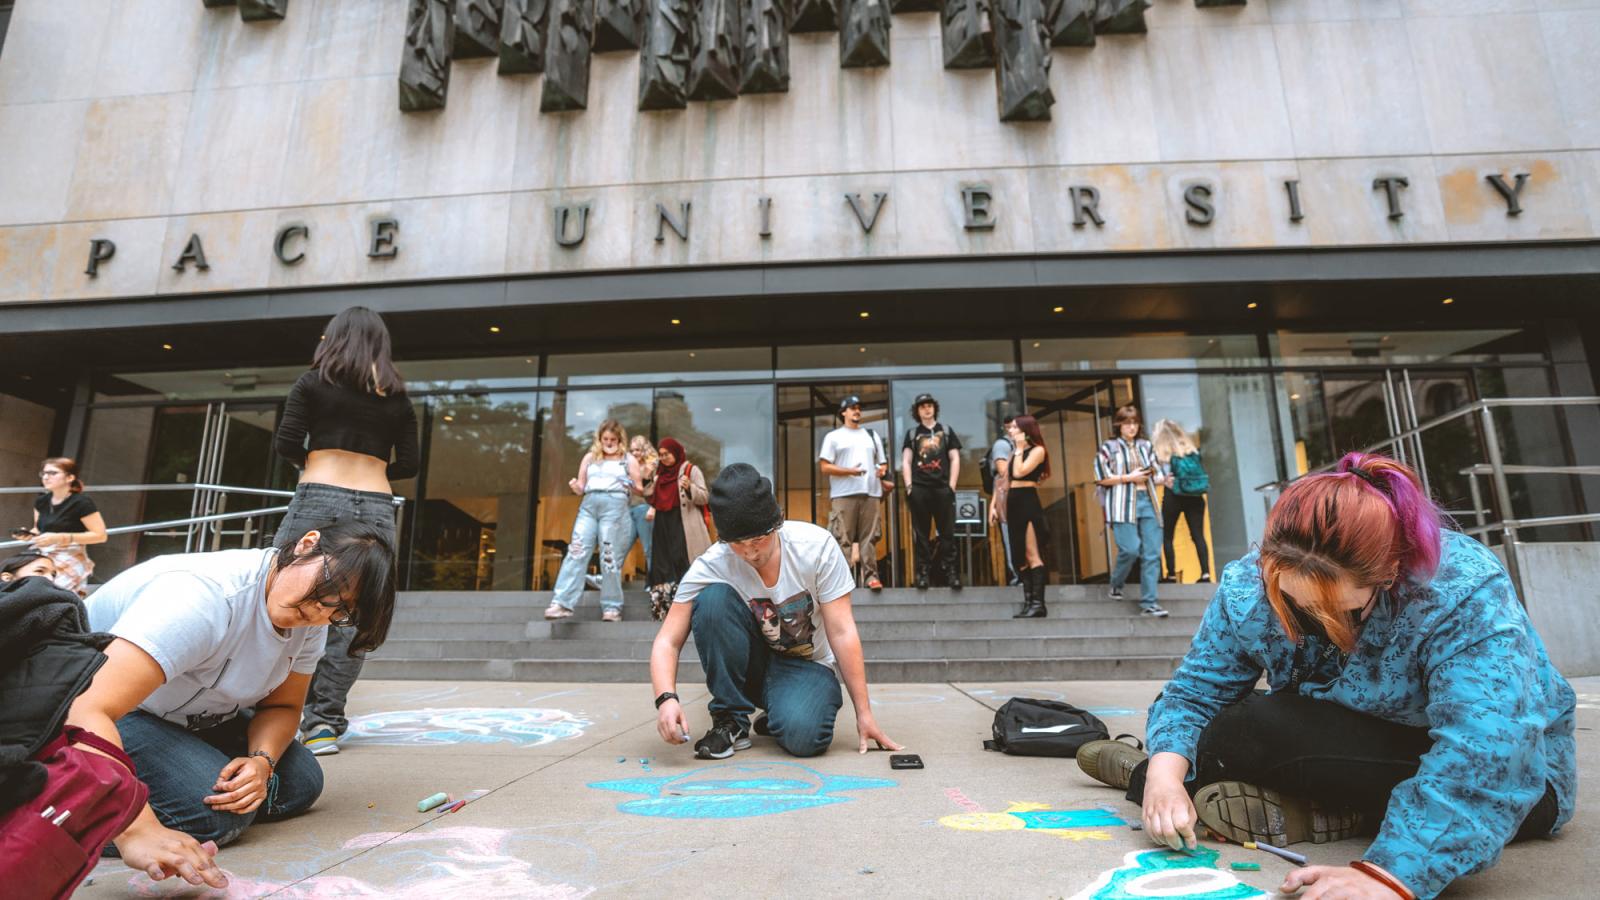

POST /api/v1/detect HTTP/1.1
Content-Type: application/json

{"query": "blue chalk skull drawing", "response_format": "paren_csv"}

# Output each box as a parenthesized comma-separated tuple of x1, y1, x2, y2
(1070, 847, 1265, 900)
(589, 762, 895, 818)
(344, 707, 593, 748)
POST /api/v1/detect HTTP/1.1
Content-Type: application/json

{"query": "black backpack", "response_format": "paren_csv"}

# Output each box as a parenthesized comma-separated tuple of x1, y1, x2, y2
(982, 698, 1110, 758)
(979, 438, 1010, 496)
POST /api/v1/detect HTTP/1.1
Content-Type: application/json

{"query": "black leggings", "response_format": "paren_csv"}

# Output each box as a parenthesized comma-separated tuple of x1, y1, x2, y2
(1005, 487, 1048, 567)
(1126, 691, 1558, 842)
(1161, 491, 1209, 578)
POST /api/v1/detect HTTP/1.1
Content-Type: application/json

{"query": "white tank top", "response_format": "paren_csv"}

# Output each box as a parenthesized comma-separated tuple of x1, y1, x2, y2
(586, 457, 630, 493)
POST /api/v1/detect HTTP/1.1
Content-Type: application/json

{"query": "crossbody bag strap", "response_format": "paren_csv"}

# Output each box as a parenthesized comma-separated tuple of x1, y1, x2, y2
(62, 725, 140, 775)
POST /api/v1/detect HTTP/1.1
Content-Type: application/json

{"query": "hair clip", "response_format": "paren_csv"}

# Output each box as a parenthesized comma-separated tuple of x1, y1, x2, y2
(1347, 466, 1389, 494)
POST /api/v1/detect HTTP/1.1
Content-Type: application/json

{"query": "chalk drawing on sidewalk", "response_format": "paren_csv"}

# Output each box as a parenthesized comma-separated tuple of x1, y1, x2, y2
(104, 827, 594, 899)
(1069, 847, 1265, 900)
(940, 801, 1125, 842)
(589, 762, 895, 819)
(344, 707, 592, 748)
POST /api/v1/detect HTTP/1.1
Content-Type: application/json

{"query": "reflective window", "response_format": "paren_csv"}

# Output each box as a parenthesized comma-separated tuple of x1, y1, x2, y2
(401, 356, 542, 392)
(546, 347, 770, 386)
(654, 384, 774, 491)
(1272, 329, 1546, 366)
(779, 341, 1013, 378)
(1022, 335, 1263, 371)
(777, 383, 895, 582)
(1024, 378, 1132, 584)
(94, 366, 305, 404)
(407, 393, 536, 590)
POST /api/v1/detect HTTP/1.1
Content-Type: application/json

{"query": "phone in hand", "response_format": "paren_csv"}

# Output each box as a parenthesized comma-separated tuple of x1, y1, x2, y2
(890, 754, 924, 770)
(10, 527, 34, 540)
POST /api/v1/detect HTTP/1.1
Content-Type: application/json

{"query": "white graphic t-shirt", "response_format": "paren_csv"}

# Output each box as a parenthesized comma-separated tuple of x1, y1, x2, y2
(86, 548, 327, 730)
(673, 521, 856, 676)
(818, 426, 886, 499)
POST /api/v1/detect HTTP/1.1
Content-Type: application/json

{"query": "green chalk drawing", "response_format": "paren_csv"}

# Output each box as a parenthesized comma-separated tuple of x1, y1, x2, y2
(1069, 846, 1266, 900)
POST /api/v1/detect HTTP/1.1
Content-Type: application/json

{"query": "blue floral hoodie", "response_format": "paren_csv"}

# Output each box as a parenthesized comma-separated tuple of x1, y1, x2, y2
(1146, 530, 1576, 899)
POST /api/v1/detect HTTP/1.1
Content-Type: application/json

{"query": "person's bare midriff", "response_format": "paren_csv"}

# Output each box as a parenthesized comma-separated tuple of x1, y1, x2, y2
(300, 448, 393, 495)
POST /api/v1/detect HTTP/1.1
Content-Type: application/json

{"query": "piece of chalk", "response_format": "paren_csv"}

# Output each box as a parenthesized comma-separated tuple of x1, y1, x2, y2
(443, 799, 468, 814)
(1231, 862, 1261, 871)
(417, 792, 450, 812)
(52, 810, 70, 826)
(1129, 823, 1144, 831)
(1243, 841, 1309, 866)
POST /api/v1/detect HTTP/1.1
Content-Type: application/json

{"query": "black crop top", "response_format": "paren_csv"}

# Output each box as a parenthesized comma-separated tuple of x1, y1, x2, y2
(274, 370, 420, 480)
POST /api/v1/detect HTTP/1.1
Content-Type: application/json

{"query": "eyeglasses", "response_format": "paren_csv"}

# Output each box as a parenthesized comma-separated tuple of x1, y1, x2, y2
(316, 554, 357, 627)
(726, 524, 780, 550)
(39, 469, 63, 477)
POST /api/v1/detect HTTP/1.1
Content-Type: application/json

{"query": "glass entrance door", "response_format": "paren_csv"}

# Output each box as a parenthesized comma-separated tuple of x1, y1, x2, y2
(1024, 377, 1136, 583)
(777, 382, 896, 584)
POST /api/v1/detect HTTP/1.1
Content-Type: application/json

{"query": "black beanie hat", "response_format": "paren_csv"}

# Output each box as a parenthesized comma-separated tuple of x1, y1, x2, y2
(708, 463, 784, 543)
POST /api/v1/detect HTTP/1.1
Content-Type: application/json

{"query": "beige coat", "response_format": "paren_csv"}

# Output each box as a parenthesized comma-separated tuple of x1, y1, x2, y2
(679, 463, 712, 561)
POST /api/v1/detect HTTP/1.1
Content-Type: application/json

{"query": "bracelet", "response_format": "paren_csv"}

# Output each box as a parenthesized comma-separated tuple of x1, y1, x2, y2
(654, 691, 679, 709)
(249, 750, 278, 773)
(1349, 861, 1415, 900)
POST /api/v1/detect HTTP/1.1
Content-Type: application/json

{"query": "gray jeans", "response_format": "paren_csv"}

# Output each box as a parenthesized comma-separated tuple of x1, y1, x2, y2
(273, 482, 398, 737)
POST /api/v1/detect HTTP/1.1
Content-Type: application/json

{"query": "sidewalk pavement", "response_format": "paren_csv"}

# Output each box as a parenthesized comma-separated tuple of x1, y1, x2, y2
(82, 676, 1599, 899)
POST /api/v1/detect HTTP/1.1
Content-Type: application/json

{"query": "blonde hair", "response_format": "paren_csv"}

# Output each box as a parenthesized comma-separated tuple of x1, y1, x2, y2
(588, 419, 628, 457)
(629, 434, 657, 459)
(1151, 419, 1198, 463)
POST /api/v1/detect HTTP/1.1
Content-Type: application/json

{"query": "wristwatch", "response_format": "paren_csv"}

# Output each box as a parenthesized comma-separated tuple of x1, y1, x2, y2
(249, 750, 277, 772)
(654, 691, 679, 709)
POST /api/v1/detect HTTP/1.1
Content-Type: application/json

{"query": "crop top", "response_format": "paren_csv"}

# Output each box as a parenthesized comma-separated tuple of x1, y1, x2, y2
(274, 370, 420, 480)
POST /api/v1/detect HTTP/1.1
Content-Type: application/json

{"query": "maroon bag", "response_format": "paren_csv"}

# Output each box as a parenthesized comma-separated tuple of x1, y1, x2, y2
(0, 726, 148, 900)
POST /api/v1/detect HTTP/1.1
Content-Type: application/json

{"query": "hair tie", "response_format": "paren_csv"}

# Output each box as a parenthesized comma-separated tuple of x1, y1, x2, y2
(1348, 466, 1389, 494)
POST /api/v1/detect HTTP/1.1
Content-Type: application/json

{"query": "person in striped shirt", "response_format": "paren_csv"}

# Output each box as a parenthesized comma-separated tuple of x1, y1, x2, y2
(1094, 405, 1169, 618)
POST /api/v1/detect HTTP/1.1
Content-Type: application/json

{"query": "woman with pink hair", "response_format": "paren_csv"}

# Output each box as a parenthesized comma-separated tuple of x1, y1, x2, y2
(1075, 453, 1576, 900)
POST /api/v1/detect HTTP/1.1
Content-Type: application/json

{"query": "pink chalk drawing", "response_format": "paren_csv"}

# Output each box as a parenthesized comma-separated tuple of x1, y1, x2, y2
(944, 787, 984, 813)
(103, 827, 594, 899)
(344, 707, 592, 748)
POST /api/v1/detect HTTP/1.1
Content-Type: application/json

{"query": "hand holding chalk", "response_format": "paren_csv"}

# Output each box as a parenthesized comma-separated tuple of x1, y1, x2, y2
(1243, 840, 1310, 866)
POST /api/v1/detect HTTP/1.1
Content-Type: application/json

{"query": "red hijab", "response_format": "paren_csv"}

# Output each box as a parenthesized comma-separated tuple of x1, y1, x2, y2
(651, 439, 687, 511)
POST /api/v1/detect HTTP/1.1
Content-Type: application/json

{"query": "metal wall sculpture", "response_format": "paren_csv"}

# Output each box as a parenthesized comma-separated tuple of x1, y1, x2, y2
(453, 0, 504, 58)
(990, 0, 1052, 121)
(498, 0, 548, 74)
(740, 0, 790, 94)
(840, 0, 891, 69)
(791, 0, 841, 34)
(542, 0, 594, 110)
(212, 0, 1241, 124)
(688, 0, 741, 100)
(941, 0, 994, 69)
(639, 0, 694, 109)
(594, 0, 645, 52)
(1045, 0, 1094, 47)
(399, 0, 454, 112)
(238, 0, 290, 21)
(1095, 0, 1149, 34)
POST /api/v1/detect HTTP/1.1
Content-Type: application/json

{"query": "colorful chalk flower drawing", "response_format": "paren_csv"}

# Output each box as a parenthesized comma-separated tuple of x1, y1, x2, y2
(1069, 847, 1266, 900)
(589, 762, 895, 819)
(940, 801, 1126, 841)
(344, 707, 592, 748)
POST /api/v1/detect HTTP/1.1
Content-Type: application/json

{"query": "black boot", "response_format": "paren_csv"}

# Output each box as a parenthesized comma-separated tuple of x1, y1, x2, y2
(1015, 567, 1047, 619)
(914, 566, 930, 590)
(1011, 567, 1032, 617)
(947, 564, 963, 591)
(1030, 567, 1048, 617)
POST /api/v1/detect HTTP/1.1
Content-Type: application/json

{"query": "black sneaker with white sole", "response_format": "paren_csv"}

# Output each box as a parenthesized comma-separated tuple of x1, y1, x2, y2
(1108, 586, 1124, 601)
(1140, 603, 1170, 618)
(694, 717, 752, 760)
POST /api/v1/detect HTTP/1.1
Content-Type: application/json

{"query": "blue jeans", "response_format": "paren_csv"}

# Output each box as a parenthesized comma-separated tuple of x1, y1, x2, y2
(689, 584, 844, 758)
(627, 502, 653, 567)
(116, 710, 323, 847)
(1111, 492, 1162, 608)
(551, 491, 629, 611)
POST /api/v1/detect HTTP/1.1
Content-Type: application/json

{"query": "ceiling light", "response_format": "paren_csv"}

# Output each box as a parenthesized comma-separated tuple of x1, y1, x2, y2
(689, 352, 697, 358)
(443, 415, 454, 422)
(1442, 297, 1454, 305)
(671, 318, 681, 325)
(525, 358, 534, 364)
(1031, 342, 1040, 348)
(859, 311, 870, 318)
(1052, 306, 1064, 313)
(161, 343, 173, 350)
(858, 347, 866, 353)
(489, 325, 501, 333)
(1290, 393, 1301, 401)
(1247, 302, 1259, 309)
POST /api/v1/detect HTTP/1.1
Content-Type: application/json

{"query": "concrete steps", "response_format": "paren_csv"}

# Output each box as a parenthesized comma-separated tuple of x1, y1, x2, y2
(366, 585, 1214, 682)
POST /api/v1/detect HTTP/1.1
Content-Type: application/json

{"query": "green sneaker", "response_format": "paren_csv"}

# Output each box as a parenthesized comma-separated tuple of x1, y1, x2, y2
(1076, 737, 1148, 791)
(1193, 781, 1362, 846)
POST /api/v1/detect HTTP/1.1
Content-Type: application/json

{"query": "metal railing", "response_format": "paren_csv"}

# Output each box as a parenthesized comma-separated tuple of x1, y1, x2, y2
(1256, 396, 1600, 604)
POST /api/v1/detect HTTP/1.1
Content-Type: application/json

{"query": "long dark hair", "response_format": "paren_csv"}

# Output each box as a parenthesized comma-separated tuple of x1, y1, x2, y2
(1012, 415, 1050, 481)
(312, 306, 404, 396)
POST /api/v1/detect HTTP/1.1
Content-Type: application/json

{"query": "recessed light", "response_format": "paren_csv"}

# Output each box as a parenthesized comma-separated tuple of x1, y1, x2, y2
(858, 347, 866, 353)
(1032, 342, 1040, 348)
(1247, 302, 1259, 309)
(1442, 297, 1454, 305)
(161, 343, 173, 350)
(489, 325, 501, 333)
(525, 358, 534, 364)
(689, 352, 697, 358)
(1052, 306, 1064, 313)
(859, 311, 870, 318)
(671, 318, 681, 325)
(443, 415, 454, 422)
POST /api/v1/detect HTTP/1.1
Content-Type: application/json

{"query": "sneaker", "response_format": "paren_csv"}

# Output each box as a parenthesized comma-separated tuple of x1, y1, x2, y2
(544, 602, 573, 619)
(1108, 586, 1124, 601)
(694, 717, 752, 760)
(584, 574, 602, 589)
(1199, 573, 1213, 584)
(1076, 737, 1147, 791)
(948, 571, 963, 590)
(1193, 781, 1363, 846)
(601, 608, 622, 622)
(1140, 603, 1170, 618)
(865, 576, 883, 591)
(752, 713, 771, 736)
(914, 570, 930, 590)
(302, 727, 340, 757)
